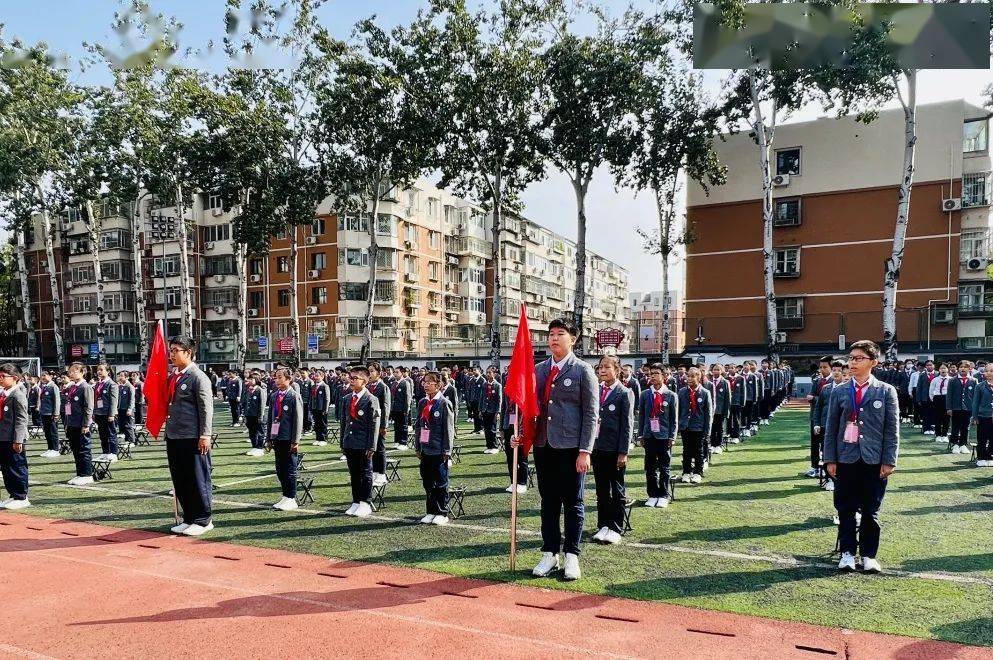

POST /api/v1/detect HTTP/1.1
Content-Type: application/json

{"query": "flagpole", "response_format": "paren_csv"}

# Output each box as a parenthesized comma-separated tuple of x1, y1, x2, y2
(159, 319, 180, 526)
(509, 403, 519, 571)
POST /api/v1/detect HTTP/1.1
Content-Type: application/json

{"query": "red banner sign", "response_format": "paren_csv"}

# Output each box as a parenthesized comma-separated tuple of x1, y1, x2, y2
(277, 337, 295, 353)
(595, 328, 625, 349)
(71, 344, 85, 357)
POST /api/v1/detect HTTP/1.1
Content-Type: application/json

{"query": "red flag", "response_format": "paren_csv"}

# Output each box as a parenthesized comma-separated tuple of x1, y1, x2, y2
(504, 304, 538, 457)
(144, 321, 170, 439)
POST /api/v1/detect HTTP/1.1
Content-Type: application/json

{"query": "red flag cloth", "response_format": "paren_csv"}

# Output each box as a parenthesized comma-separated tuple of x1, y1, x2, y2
(144, 322, 170, 439)
(504, 304, 538, 457)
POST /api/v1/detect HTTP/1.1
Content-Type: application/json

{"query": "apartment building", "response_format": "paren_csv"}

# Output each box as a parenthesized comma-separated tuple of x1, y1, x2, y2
(12, 178, 632, 368)
(685, 99, 990, 358)
(628, 290, 685, 355)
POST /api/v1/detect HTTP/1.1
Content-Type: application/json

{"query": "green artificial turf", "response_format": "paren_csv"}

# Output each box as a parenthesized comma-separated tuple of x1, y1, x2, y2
(13, 403, 993, 646)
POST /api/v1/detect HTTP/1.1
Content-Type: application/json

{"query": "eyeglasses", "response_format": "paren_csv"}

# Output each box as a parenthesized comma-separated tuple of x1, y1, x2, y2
(169, 347, 188, 354)
(848, 355, 872, 363)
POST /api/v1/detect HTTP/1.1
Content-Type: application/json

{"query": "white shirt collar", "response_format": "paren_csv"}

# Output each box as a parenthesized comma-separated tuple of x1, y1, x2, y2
(650, 384, 667, 395)
(551, 353, 573, 370)
(179, 363, 194, 375)
(431, 390, 444, 401)
(352, 387, 368, 399)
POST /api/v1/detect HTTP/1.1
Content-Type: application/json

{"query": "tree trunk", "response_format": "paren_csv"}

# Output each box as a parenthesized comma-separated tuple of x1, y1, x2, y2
(289, 226, 301, 367)
(14, 229, 37, 357)
(654, 180, 678, 365)
(571, 177, 590, 356)
(235, 190, 250, 373)
(489, 174, 503, 369)
(131, 193, 149, 368)
(174, 184, 195, 337)
(749, 69, 779, 362)
(36, 188, 65, 369)
(84, 199, 107, 362)
(361, 188, 382, 363)
(883, 69, 917, 361)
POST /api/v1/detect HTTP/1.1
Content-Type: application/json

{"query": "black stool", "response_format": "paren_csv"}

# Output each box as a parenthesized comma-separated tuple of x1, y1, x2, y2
(295, 477, 315, 505)
(117, 442, 133, 461)
(372, 483, 388, 510)
(92, 459, 112, 482)
(450, 445, 462, 465)
(385, 458, 401, 483)
(527, 465, 536, 489)
(449, 486, 467, 519)
(622, 497, 635, 534)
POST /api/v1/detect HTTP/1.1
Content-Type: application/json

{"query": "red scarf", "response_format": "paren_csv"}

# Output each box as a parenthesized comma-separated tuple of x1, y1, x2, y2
(420, 398, 434, 424)
(274, 391, 287, 419)
(651, 391, 663, 417)
(543, 366, 560, 404)
(689, 386, 699, 415)
(350, 393, 360, 420)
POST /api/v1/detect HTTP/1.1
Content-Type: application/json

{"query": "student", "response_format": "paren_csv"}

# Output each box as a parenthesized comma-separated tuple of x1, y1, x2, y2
(64, 362, 95, 486)
(26, 375, 40, 429)
(824, 339, 899, 573)
(592, 355, 634, 545)
(92, 363, 120, 462)
(971, 363, 993, 467)
(131, 372, 145, 425)
(164, 336, 215, 537)
(467, 367, 484, 435)
(514, 319, 597, 581)
(621, 364, 642, 418)
(441, 373, 459, 421)
(480, 366, 502, 454)
(915, 360, 937, 436)
(340, 366, 380, 518)
(928, 364, 951, 443)
(744, 361, 759, 436)
(244, 374, 268, 457)
(266, 368, 304, 511)
(726, 364, 745, 444)
(226, 370, 243, 427)
(389, 366, 413, 451)
(807, 357, 833, 478)
(310, 371, 332, 447)
(296, 369, 313, 435)
(813, 360, 846, 493)
(946, 360, 977, 454)
(37, 371, 61, 459)
(638, 363, 677, 508)
(706, 364, 729, 456)
(678, 367, 712, 483)
(366, 362, 392, 488)
(0, 363, 30, 510)
(116, 371, 136, 450)
(413, 371, 455, 526)
(501, 372, 529, 494)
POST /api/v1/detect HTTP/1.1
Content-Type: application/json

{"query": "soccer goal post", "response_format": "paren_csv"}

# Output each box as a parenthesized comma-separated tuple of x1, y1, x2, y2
(0, 357, 42, 377)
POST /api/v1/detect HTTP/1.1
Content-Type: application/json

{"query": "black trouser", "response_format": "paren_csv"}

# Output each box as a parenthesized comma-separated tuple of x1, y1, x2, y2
(533, 444, 585, 556)
(66, 426, 93, 477)
(345, 447, 372, 504)
(898, 390, 910, 419)
(165, 436, 212, 526)
(592, 450, 625, 534)
(419, 453, 450, 515)
(391, 412, 408, 446)
(932, 396, 948, 436)
(94, 415, 118, 456)
(727, 406, 742, 439)
(482, 411, 498, 449)
(918, 399, 934, 433)
(372, 434, 387, 475)
(681, 429, 706, 475)
(911, 397, 921, 426)
(810, 428, 823, 469)
(246, 416, 264, 449)
(834, 459, 887, 559)
(273, 442, 298, 499)
(709, 413, 725, 448)
(977, 417, 993, 460)
(0, 442, 28, 500)
(41, 415, 59, 452)
(30, 410, 40, 427)
(313, 411, 329, 444)
(643, 438, 672, 498)
(744, 401, 757, 427)
(118, 413, 135, 447)
(468, 403, 481, 433)
(503, 426, 529, 486)
(134, 404, 144, 425)
(760, 392, 772, 420)
(950, 410, 971, 446)
(228, 399, 240, 424)
(301, 404, 312, 433)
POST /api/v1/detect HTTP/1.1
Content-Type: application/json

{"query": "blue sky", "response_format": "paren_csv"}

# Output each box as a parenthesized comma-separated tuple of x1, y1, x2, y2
(3, 1, 993, 293)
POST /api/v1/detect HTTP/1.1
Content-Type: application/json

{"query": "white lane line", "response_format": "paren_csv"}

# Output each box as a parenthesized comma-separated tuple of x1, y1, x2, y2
(0, 642, 59, 660)
(214, 461, 338, 489)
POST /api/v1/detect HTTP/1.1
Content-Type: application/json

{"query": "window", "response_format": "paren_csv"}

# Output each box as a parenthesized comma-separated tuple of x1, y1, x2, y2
(154, 288, 182, 307)
(776, 297, 804, 319)
(249, 291, 264, 309)
(342, 283, 368, 301)
(964, 119, 988, 153)
(461, 268, 484, 285)
(199, 224, 230, 243)
(276, 228, 287, 240)
(404, 255, 418, 274)
(70, 295, 92, 313)
(71, 264, 95, 284)
(374, 280, 396, 302)
(203, 255, 236, 276)
(311, 252, 326, 270)
(428, 261, 440, 281)
(773, 198, 801, 226)
(342, 213, 369, 233)
(959, 283, 985, 310)
(428, 230, 440, 249)
(207, 192, 223, 210)
(278, 289, 290, 307)
(961, 231, 989, 261)
(464, 297, 485, 313)
(774, 247, 800, 277)
(311, 217, 326, 236)
(249, 324, 264, 339)
(343, 249, 367, 267)
(250, 259, 263, 276)
(312, 287, 328, 305)
(100, 229, 131, 250)
(276, 256, 289, 273)
(962, 172, 990, 208)
(152, 256, 180, 277)
(775, 147, 801, 176)
(405, 224, 418, 247)
(277, 321, 290, 337)
(204, 289, 236, 307)
(375, 248, 397, 269)
(377, 214, 396, 236)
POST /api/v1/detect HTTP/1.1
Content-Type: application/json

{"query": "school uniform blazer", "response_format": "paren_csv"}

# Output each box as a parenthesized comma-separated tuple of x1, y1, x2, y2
(823, 376, 899, 467)
(678, 386, 713, 433)
(915, 372, 935, 403)
(368, 380, 391, 435)
(39, 383, 60, 416)
(297, 379, 312, 407)
(226, 377, 243, 401)
(479, 380, 502, 415)
(744, 373, 758, 402)
(813, 380, 840, 430)
(117, 382, 136, 417)
(534, 354, 598, 453)
(594, 381, 634, 454)
(442, 384, 459, 418)
(27, 385, 39, 411)
(946, 377, 977, 412)
(93, 379, 119, 418)
(729, 375, 746, 406)
(245, 385, 268, 418)
(971, 381, 993, 419)
(638, 387, 678, 441)
(133, 382, 144, 409)
(706, 377, 730, 416)
(164, 365, 214, 440)
(625, 376, 642, 403)
(266, 388, 304, 443)
(500, 386, 515, 430)
(809, 376, 827, 409)
(0, 386, 29, 443)
(340, 390, 381, 451)
(310, 381, 331, 414)
(64, 381, 94, 429)
(413, 395, 455, 456)
(389, 378, 413, 414)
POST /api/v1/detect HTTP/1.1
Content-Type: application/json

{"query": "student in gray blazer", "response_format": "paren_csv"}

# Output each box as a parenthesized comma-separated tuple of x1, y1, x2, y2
(310, 371, 332, 447)
(0, 364, 31, 509)
(479, 367, 503, 453)
(244, 373, 268, 456)
(812, 360, 846, 492)
(946, 361, 977, 452)
(972, 363, 993, 466)
(824, 340, 899, 573)
(92, 363, 120, 461)
(513, 319, 598, 581)
(164, 336, 215, 537)
(678, 367, 713, 483)
(340, 366, 381, 518)
(64, 362, 95, 485)
(705, 364, 730, 456)
(591, 355, 634, 545)
(38, 371, 61, 458)
(116, 371, 137, 450)
(638, 363, 678, 507)
(266, 368, 305, 511)
(413, 371, 456, 525)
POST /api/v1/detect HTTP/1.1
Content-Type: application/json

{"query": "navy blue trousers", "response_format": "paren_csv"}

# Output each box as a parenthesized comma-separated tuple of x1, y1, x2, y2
(94, 415, 118, 455)
(273, 442, 298, 498)
(345, 448, 372, 504)
(118, 413, 135, 447)
(533, 444, 585, 556)
(166, 437, 213, 526)
(0, 442, 29, 500)
(41, 415, 59, 452)
(418, 453, 449, 515)
(834, 459, 887, 559)
(66, 426, 93, 477)
(313, 411, 329, 444)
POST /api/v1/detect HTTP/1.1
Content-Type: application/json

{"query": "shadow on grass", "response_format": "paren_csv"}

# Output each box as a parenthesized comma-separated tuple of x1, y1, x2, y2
(640, 516, 830, 545)
(604, 564, 826, 600)
(899, 553, 993, 575)
(929, 618, 993, 648)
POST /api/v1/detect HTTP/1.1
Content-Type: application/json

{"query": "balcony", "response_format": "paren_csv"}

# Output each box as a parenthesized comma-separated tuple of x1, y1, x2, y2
(960, 336, 993, 349)
(777, 315, 805, 330)
(958, 303, 993, 318)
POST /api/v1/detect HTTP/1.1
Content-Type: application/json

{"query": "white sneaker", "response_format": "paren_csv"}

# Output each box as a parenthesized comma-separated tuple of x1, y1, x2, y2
(655, 497, 670, 509)
(862, 557, 882, 573)
(645, 497, 658, 508)
(372, 473, 388, 487)
(0, 498, 11, 508)
(505, 484, 515, 493)
(805, 467, 819, 478)
(515, 485, 527, 494)
(345, 503, 359, 516)
(183, 522, 214, 537)
(39, 449, 59, 458)
(712, 446, 723, 454)
(354, 502, 373, 518)
(532, 552, 560, 577)
(273, 497, 298, 511)
(603, 530, 622, 545)
(924, 430, 935, 436)
(5, 499, 30, 510)
(339, 454, 347, 461)
(171, 523, 190, 534)
(691, 474, 703, 484)
(487, 448, 500, 454)
(313, 441, 327, 447)
(833, 514, 840, 525)
(680, 473, 692, 483)
(730, 437, 740, 444)
(70, 476, 94, 486)
(593, 526, 609, 541)
(246, 448, 264, 457)
(394, 444, 408, 451)
(432, 515, 449, 526)
(563, 553, 581, 580)
(107, 455, 119, 463)
(935, 436, 946, 444)
(823, 481, 835, 492)
(838, 552, 857, 571)
(951, 445, 960, 454)
(420, 514, 436, 524)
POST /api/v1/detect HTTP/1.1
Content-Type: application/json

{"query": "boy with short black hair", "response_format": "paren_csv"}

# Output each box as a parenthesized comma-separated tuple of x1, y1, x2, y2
(0, 363, 30, 509)
(414, 371, 455, 525)
(64, 362, 95, 486)
(340, 366, 380, 518)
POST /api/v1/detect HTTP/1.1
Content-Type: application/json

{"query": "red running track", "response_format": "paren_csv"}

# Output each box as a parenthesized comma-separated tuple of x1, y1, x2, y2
(0, 512, 988, 659)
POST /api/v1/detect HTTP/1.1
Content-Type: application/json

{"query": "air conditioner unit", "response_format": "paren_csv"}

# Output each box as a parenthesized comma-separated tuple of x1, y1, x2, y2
(775, 331, 787, 343)
(214, 274, 225, 283)
(307, 269, 319, 278)
(214, 305, 225, 314)
(404, 273, 417, 282)
(305, 236, 317, 245)
(372, 329, 385, 338)
(211, 208, 223, 217)
(404, 240, 413, 249)
(107, 312, 119, 321)
(933, 308, 955, 324)
(248, 309, 259, 317)
(772, 174, 790, 187)
(967, 257, 988, 271)
(250, 274, 261, 283)
(65, 281, 74, 289)
(214, 341, 225, 350)
(204, 242, 215, 251)
(942, 198, 962, 212)
(306, 305, 318, 314)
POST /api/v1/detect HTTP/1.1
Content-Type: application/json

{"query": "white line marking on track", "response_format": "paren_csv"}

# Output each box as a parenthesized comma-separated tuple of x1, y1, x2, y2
(0, 642, 59, 660)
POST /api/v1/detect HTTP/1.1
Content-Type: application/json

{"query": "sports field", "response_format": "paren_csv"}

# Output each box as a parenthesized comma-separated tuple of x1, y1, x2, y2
(13, 403, 993, 647)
